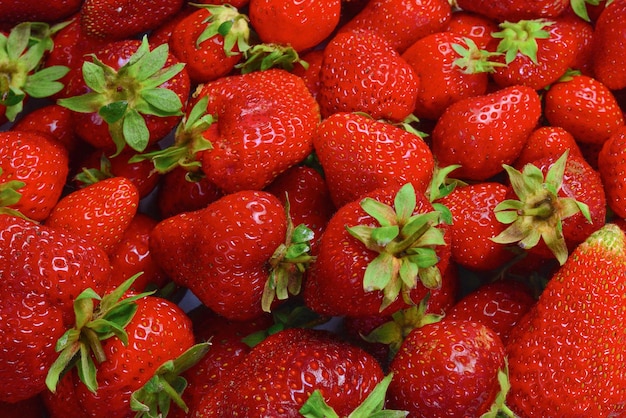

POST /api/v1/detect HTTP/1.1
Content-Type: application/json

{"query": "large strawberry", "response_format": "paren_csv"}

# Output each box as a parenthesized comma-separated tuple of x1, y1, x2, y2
(455, 0, 569, 22)
(598, 128, 626, 219)
(505, 223, 626, 416)
(317, 29, 420, 122)
(313, 112, 434, 209)
(431, 85, 542, 181)
(592, 0, 626, 90)
(58, 36, 190, 156)
(0, 130, 69, 221)
(0, 215, 113, 403)
(150, 190, 315, 321)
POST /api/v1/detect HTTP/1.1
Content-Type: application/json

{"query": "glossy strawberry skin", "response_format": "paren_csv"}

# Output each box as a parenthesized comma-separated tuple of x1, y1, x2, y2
(318, 29, 420, 122)
(0, 0, 82, 25)
(150, 190, 287, 321)
(431, 85, 542, 181)
(455, 0, 569, 22)
(506, 224, 626, 416)
(313, 112, 434, 209)
(592, 0, 626, 90)
(45, 176, 140, 255)
(0, 215, 113, 403)
(196, 69, 320, 194)
(387, 319, 505, 417)
(513, 126, 583, 169)
(446, 11, 499, 49)
(156, 166, 223, 219)
(598, 128, 626, 219)
(0, 130, 69, 221)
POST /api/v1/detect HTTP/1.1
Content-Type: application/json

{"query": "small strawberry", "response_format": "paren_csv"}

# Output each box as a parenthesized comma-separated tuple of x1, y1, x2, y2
(505, 223, 626, 416)
(313, 112, 434, 209)
(317, 29, 420, 122)
(338, 0, 452, 53)
(513, 125, 583, 169)
(431, 85, 542, 181)
(248, 0, 341, 52)
(598, 128, 626, 219)
(592, 0, 626, 90)
(45, 176, 140, 254)
(0, 130, 69, 221)
(544, 73, 625, 145)
(455, 0, 569, 22)
(79, 0, 184, 41)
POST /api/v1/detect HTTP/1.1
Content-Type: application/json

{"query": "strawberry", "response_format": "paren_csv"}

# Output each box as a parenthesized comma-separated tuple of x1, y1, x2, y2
(292, 48, 324, 99)
(303, 183, 452, 317)
(317, 29, 420, 122)
(58, 36, 190, 156)
(0, 214, 113, 403)
(193, 0, 250, 8)
(156, 166, 223, 219)
(446, 279, 536, 344)
(598, 128, 626, 219)
(0, 130, 69, 221)
(489, 18, 579, 90)
(431, 85, 542, 181)
(313, 112, 434, 209)
(79, 0, 184, 41)
(513, 125, 583, 169)
(0, 0, 82, 25)
(337, 0, 452, 53)
(387, 318, 506, 417)
(544, 73, 625, 145)
(493, 151, 606, 265)
(446, 10, 500, 49)
(150, 190, 315, 321)
(248, 0, 341, 52)
(45, 176, 140, 254)
(401, 31, 496, 120)
(455, 0, 569, 22)
(193, 68, 321, 194)
(437, 181, 517, 272)
(592, 0, 626, 90)
(194, 327, 386, 416)
(169, 4, 251, 84)
(505, 223, 626, 416)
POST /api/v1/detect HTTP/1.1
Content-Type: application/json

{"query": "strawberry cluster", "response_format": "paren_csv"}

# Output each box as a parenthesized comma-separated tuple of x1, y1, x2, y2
(1, 0, 626, 417)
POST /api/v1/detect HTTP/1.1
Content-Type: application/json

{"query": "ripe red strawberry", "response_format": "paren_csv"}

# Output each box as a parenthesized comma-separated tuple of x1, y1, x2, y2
(249, 0, 341, 52)
(489, 18, 579, 90)
(401, 31, 495, 120)
(592, 0, 626, 90)
(446, 10, 500, 49)
(292, 48, 324, 99)
(45, 176, 140, 254)
(303, 183, 452, 318)
(156, 166, 223, 219)
(337, 0, 451, 53)
(0, 0, 82, 25)
(169, 4, 250, 84)
(193, 68, 320, 194)
(58, 37, 190, 156)
(387, 318, 506, 416)
(79, 0, 184, 41)
(195, 328, 386, 416)
(544, 74, 625, 145)
(0, 130, 69, 221)
(437, 181, 517, 272)
(150, 190, 315, 321)
(431, 85, 542, 181)
(598, 128, 626, 219)
(317, 29, 420, 122)
(455, 0, 569, 22)
(513, 125, 583, 169)
(313, 112, 434, 209)
(0, 215, 113, 403)
(446, 279, 536, 344)
(505, 223, 626, 416)
(558, 10, 595, 76)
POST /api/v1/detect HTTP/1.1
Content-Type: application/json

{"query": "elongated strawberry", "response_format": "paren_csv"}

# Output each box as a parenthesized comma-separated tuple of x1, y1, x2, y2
(431, 85, 542, 181)
(505, 224, 626, 416)
(317, 29, 420, 122)
(598, 128, 626, 219)
(592, 0, 626, 90)
(45, 176, 140, 254)
(313, 112, 434, 209)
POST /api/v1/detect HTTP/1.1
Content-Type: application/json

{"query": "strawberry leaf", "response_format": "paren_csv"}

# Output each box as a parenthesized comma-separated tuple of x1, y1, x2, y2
(139, 87, 184, 115)
(82, 60, 107, 93)
(123, 108, 150, 152)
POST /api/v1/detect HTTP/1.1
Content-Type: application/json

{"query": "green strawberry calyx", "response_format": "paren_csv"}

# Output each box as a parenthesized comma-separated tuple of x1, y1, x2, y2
(0, 166, 30, 219)
(492, 19, 554, 65)
(130, 342, 211, 417)
(299, 373, 408, 418)
(480, 358, 517, 418)
(492, 150, 592, 265)
(236, 43, 308, 74)
(45, 274, 155, 394)
(346, 183, 447, 312)
(0, 21, 69, 121)
(190, 3, 251, 56)
(262, 196, 317, 312)
(569, 0, 603, 22)
(451, 37, 507, 74)
(73, 153, 114, 186)
(57, 35, 185, 156)
(129, 95, 215, 174)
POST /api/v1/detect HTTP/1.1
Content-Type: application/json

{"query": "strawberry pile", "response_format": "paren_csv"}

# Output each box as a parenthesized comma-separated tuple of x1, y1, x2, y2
(1, 0, 626, 417)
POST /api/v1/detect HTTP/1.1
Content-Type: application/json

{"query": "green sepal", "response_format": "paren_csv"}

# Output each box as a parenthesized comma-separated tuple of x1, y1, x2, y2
(480, 358, 517, 418)
(73, 153, 114, 187)
(390, 114, 428, 139)
(236, 43, 308, 74)
(123, 108, 150, 153)
(22, 65, 69, 98)
(451, 37, 507, 74)
(427, 164, 466, 203)
(191, 3, 251, 55)
(569, 0, 602, 22)
(492, 19, 554, 64)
